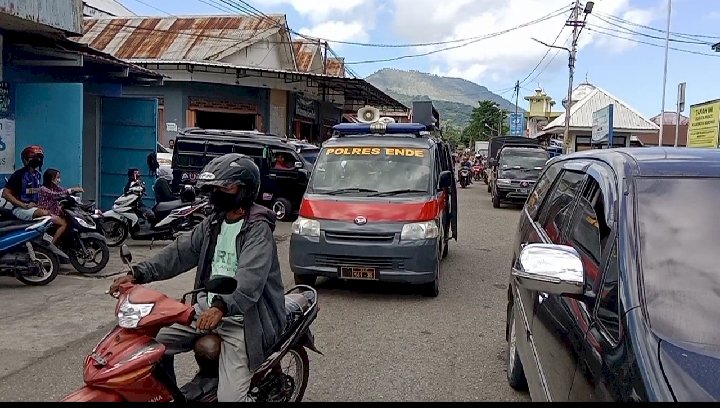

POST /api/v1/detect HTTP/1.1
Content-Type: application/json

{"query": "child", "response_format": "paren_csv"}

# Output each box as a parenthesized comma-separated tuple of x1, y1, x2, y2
(38, 169, 83, 244)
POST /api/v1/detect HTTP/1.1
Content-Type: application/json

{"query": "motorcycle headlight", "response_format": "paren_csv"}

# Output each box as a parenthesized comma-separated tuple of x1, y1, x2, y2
(117, 296, 154, 329)
(74, 216, 95, 229)
(497, 179, 512, 185)
(291, 216, 320, 237)
(401, 221, 439, 240)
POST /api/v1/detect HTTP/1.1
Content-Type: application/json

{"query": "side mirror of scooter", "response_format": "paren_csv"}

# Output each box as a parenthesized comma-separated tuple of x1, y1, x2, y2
(120, 244, 133, 265)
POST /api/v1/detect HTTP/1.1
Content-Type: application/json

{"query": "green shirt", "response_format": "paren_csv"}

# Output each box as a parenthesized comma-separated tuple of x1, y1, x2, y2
(208, 219, 244, 312)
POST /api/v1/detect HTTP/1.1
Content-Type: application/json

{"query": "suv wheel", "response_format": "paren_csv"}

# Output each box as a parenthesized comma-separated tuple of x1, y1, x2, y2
(507, 301, 528, 390)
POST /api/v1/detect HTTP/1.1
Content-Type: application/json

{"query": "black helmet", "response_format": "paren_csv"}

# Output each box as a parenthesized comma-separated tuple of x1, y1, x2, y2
(196, 153, 260, 209)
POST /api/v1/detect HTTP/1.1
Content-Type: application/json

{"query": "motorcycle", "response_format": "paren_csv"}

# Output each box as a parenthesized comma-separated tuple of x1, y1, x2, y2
(53, 194, 110, 274)
(62, 245, 321, 402)
(100, 182, 209, 247)
(458, 166, 471, 188)
(0, 215, 68, 286)
(471, 165, 483, 182)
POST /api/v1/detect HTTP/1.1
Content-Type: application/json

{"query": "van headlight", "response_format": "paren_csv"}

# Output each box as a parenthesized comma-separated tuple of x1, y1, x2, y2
(401, 221, 439, 240)
(292, 216, 320, 237)
(117, 297, 154, 329)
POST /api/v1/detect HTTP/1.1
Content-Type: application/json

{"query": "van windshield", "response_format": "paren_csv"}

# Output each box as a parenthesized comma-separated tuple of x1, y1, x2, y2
(309, 146, 432, 196)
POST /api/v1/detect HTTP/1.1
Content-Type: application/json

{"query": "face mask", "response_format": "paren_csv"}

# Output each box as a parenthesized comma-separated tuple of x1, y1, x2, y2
(29, 158, 42, 169)
(210, 190, 242, 212)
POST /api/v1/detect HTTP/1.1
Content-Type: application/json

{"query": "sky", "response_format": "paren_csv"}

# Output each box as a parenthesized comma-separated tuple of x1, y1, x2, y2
(119, 0, 720, 118)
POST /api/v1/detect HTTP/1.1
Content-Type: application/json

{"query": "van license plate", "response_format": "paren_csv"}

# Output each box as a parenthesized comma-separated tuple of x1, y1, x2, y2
(518, 188, 529, 194)
(340, 266, 377, 280)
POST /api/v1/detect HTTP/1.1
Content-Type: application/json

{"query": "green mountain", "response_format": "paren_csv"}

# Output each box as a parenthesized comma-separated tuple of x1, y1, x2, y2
(365, 68, 525, 127)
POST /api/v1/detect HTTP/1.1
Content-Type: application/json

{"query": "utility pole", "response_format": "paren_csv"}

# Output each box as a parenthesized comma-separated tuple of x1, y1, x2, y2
(675, 82, 686, 147)
(659, 0, 672, 146)
(322, 40, 328, 74)
(514, 80, 520, 118)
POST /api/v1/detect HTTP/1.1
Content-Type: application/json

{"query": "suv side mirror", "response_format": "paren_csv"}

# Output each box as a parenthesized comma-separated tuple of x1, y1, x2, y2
(438, 170, 452, 190)
(512, 244, 584, 296)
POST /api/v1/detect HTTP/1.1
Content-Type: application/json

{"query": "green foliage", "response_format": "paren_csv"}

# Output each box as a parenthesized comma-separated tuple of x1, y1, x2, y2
(458, 100, 510, 146)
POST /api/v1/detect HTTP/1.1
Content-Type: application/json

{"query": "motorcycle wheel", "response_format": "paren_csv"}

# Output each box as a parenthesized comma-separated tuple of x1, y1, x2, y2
(16, 245, 60, 286)
(282, 346, 310, 402)
(69, 237, 110, 274)
(102, 219, 128, 247)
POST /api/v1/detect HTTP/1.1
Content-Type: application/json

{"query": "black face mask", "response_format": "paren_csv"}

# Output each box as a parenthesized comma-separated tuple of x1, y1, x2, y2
(209, 190, 242, 212)
(28, 158, 43, 169)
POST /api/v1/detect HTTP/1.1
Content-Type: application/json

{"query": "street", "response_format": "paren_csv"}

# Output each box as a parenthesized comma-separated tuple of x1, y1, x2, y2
(0, 183, 530, 402)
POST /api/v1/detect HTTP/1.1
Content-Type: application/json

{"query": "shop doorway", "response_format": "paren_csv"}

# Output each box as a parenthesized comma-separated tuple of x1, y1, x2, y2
(195, 110, 256, 131)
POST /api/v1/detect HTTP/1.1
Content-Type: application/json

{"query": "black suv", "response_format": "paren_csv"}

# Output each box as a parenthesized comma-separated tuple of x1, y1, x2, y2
(488, 137, 549, 208)
(171, 128, 311, 221)
(506, 147, 720, 401)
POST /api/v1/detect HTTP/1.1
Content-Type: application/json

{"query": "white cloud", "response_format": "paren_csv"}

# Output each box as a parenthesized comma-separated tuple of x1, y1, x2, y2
(257, 0, 366, 23)
(389, 0, 659, 83)
(298, 21, 370, 46)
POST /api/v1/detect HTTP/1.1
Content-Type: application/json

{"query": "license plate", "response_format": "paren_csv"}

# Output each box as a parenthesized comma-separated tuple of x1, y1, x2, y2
(339, 266, 377, 280)
(518, 188, 529, 194)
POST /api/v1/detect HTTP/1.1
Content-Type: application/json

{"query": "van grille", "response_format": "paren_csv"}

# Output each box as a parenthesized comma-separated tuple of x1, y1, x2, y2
(324, 231, 395, 243)
(314, 254, 404, 270)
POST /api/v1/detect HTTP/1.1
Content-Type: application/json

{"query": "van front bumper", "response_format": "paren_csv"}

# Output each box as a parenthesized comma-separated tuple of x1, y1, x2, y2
(289, 233, 439, 284)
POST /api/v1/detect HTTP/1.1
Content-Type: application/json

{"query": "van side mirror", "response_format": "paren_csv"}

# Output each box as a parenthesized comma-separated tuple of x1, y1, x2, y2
(512, 244, 584, 296)
(438, 171, 452, 190)
(294, 161, 304, 169)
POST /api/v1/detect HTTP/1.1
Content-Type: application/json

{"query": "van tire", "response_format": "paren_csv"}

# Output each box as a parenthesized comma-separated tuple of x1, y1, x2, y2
(294, 274, 317, 287)
(272, 198, 293, 222)
(442, 238, 449, 259)
(421, 261, 440, 298)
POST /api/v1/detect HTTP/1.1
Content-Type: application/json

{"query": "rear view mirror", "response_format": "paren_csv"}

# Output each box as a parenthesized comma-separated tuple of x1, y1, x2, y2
(120, 244, 132, 264)
(205, 276, 237, 295)
(512, 244, 584, 296)
(438, 171, 452, 190)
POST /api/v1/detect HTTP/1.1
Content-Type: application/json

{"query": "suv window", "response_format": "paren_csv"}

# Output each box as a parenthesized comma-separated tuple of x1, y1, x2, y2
(570, 178, 613, 288)
(596, 241, 620, 342)
(527, 161, 562, 219)
(538, 170, 585, 242)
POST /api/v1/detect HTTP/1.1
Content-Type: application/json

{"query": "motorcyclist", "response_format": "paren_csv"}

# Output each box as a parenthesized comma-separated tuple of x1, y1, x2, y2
(108, 153, 287, 402)
(153, 167, 175, 205)
(458, 156, 473, 184)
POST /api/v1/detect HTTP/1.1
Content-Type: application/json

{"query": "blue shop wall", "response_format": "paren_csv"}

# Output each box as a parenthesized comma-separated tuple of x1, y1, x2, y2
(14, 83, 84, 188)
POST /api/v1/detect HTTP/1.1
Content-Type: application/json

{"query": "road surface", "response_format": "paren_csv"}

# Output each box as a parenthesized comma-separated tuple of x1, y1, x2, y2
(0, 182, 530, 402)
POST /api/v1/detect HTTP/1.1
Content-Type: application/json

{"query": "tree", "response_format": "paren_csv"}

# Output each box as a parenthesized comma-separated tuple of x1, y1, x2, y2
(441, 123, 463, 146)
(462, 100, 509, 145)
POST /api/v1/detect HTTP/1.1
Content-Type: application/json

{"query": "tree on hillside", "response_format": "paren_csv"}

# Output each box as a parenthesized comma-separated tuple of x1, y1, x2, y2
(441, 123, 463, 146)
(462, 100, 509, 145)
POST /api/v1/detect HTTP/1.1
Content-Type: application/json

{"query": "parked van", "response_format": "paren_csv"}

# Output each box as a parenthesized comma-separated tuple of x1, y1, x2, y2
(289, 122, 458, 297)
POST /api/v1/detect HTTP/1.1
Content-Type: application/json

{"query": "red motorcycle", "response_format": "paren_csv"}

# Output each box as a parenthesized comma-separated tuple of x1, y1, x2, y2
(62, 245, 320, 402)
(471, 164, 484, 182)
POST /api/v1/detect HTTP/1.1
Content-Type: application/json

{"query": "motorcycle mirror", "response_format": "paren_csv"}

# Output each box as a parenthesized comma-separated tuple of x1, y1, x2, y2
(120, 244, 133, 264)
(204, 276, 237, 295)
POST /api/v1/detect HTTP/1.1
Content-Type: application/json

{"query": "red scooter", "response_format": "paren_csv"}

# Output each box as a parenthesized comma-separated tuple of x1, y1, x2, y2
(471, 164, 483, 182)
(62, 245, 320, 402)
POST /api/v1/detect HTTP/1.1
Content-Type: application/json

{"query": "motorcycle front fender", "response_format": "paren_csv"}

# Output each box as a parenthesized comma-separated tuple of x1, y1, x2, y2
(61, 386, 124, 402)
(34, 239, 70, 261)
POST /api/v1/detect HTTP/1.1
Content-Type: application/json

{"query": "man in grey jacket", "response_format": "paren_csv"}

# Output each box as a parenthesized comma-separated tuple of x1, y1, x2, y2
(109, 153, 287, 402)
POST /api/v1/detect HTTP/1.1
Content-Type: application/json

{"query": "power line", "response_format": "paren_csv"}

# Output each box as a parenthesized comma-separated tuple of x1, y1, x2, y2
(590, 14, 712, 45)
(518, 17, 569, 87)
(586, 26, 720, 58)
(124, 0, 174, 15)
(597, 11, 720, 40)
(343, 6, 573, 65)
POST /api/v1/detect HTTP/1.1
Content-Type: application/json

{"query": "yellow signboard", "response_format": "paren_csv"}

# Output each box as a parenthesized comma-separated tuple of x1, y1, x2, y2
(687, 100, 720, 148)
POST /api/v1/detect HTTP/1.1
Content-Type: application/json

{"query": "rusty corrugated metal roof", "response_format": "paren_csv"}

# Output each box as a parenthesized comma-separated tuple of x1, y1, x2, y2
(326, 57, 345, 77)
(293, 40, 320, 73)
(77, 15, 287, 62)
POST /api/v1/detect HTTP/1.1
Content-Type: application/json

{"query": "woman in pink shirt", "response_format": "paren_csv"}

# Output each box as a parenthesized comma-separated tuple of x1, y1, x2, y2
(38, 169, 83, 244)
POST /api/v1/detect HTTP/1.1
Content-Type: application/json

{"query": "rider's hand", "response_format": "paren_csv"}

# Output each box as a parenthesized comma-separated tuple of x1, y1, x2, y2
(109, 274, 135, 295)
(197, 307, 224, 331)
(72, 187, 84, 193)
(26, 202, 37, 209)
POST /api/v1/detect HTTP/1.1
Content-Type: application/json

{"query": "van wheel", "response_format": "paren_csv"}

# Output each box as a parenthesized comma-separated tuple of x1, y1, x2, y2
(442, 238, 449, 259)
(421, 261, 440, 298)
(492, 190, 501, 208)
(487, 183, 491, 193)
(294, 274, 317, 287)
(273, 198, 293, 222)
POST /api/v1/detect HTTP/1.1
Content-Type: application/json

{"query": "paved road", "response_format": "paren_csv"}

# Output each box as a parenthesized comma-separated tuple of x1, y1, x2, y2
(0, 183, 530, 402)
